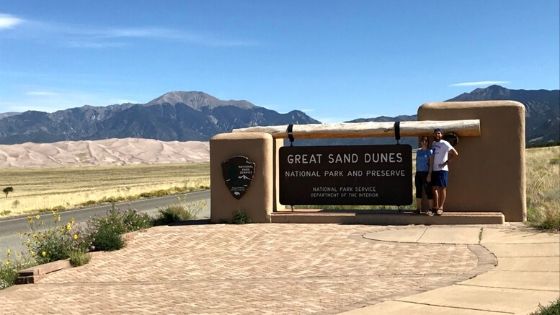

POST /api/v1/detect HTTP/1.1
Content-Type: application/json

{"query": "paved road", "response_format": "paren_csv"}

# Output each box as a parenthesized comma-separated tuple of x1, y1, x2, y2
(0, 190, 210, 260)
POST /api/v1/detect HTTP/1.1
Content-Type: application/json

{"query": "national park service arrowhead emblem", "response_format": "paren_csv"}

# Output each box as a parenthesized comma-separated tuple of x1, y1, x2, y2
(221, 156, 255, 200)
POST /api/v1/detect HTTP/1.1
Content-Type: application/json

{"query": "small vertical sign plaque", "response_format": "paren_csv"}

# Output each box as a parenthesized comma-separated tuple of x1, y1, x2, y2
(221, 156, 256, 199)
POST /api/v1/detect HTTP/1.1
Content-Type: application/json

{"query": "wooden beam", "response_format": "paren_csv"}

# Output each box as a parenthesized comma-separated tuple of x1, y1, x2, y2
(232, 120, 480, 139)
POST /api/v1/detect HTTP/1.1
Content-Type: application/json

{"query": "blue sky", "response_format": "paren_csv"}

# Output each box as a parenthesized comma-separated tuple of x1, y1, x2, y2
(0, 1, 558, 122)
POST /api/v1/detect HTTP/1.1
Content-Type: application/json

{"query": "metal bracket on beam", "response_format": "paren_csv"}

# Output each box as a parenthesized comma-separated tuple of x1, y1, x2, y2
(287, 124, 294, 146)
(394, 121, 401, 145)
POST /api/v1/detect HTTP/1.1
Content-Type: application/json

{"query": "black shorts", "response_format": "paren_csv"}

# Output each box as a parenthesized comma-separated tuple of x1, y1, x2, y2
(415, 171, 433, 199)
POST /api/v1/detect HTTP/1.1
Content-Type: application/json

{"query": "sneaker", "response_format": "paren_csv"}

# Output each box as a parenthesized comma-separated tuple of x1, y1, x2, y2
(426, 210, 434, 216)
(436, 209, 444, 216)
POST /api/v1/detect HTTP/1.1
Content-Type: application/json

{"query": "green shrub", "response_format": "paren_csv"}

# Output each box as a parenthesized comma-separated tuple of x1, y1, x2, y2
(68, 251, 91, 267)
(24, 213, 89, 264)
(121, 209, 153, 231)
(232, 210, 250, 224)
(154, 206, 188, 224)
(88, 222, 124, 251)
(0, 263, 18, 289)
(1, 249, 35, 290)
(528, 204, 560, 231)
(86, 206, 151, 251)
(153, 199, 204, 225)
(530, 298, 560, 315)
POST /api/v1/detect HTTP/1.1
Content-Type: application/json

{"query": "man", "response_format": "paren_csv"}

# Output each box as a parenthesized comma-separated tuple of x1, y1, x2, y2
(427, 128, 458, 216)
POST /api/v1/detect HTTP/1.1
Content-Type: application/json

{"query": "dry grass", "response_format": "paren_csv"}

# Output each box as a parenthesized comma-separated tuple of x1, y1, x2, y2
(526, 146, 560, 230)
(0, 163, 209, 217)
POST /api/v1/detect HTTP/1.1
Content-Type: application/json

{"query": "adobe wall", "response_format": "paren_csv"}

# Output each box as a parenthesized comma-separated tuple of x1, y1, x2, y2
(210, 101, 526, 223)
(210, 132, 274, 223)
(418, 101, 526, 221)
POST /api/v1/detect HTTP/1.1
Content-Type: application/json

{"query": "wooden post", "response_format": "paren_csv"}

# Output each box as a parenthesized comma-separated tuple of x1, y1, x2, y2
(232, 120, 480, 139)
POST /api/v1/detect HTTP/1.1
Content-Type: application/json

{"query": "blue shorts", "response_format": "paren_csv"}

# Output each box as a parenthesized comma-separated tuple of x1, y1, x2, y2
(432, 171, 448, 188)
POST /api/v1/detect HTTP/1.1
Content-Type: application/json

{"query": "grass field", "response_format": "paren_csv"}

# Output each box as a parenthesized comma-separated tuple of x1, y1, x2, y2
(525, 146, 560, 229)
(0, 163, 209, 217)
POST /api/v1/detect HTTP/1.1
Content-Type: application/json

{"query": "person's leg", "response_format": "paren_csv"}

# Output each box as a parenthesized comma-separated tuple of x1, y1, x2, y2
(433, 185, 440, 208)
(430, 186, 439, 215)
(425, 181, 434, 211)
(439, 188, 447, 212)
(437, 171, 448, 214)
(434, 187, 445, 214)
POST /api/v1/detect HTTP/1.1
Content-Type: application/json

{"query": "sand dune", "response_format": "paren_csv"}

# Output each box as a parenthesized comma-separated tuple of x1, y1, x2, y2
(0, 138, 209, 168)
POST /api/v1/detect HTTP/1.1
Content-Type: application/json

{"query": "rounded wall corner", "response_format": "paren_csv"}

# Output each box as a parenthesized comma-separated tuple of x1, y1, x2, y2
(212, 132, 273, 142)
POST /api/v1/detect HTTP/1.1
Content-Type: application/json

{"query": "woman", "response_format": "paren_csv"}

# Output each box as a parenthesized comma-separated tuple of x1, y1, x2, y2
(415, 136, 433, 214)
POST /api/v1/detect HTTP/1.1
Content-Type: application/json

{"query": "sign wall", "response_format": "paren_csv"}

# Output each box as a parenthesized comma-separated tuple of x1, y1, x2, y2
(279, 145, 412, 205)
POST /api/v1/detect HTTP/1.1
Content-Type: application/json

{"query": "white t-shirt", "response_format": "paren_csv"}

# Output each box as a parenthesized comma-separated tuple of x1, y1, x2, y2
(432, 139, 453, 171)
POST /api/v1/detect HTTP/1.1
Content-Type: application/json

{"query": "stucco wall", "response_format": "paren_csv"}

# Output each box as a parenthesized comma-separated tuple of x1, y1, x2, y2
(210, 132, 274, 223)
(418, 101, 526, 221)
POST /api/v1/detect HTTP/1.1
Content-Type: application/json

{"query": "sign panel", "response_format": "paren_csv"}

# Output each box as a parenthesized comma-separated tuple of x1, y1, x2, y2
(221, 156, 255, 200)
(279, 145, 412, 205)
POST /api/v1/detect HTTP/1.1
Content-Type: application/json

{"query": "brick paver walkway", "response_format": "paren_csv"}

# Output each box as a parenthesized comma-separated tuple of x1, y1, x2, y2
(1, 224, 482, 314)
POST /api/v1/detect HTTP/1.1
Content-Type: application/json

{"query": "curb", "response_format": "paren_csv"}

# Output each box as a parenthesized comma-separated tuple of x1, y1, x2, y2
(16, 259, 72, 284)
(15, 231, 140, 285)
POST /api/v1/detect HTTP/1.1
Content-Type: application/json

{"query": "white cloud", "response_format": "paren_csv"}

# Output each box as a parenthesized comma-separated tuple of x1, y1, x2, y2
(26, 90, 60, 96)
(0, 13, 24, 30)
(450, 80, 510, 87)
(8, 16, 257, 48)
(92, 27, 257, 47)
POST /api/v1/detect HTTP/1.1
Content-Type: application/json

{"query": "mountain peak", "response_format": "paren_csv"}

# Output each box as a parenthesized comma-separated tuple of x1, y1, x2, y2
(472, 84, 509, 96)
(146, 91, 256, 110)
(448, 85, 511, 101)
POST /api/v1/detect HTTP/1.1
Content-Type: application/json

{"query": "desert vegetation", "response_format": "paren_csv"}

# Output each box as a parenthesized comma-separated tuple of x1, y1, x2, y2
(0, 163, 209, 217)
(1, 201, 201, 289)
(530, 298, 560, 315)
(525, 146, 560, 230)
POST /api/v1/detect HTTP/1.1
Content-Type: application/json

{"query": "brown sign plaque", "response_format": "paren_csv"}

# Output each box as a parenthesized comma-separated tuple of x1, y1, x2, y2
(222, 156, 255, 200)
(279, 145, 412, 205)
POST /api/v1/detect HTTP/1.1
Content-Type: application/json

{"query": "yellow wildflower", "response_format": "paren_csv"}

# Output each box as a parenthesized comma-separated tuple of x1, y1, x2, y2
(35, 214, 40, 220)
(73, 234, 79, 240)
(41, 251, 47, 257)
(66, 222, 72, 231)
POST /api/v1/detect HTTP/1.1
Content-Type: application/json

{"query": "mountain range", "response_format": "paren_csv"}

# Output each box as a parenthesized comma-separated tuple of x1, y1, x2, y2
(0, 91, 318, 144)
(0, 86, 557, 145)
(348, 85, 559, 146)
(447, 85, 559, 145)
